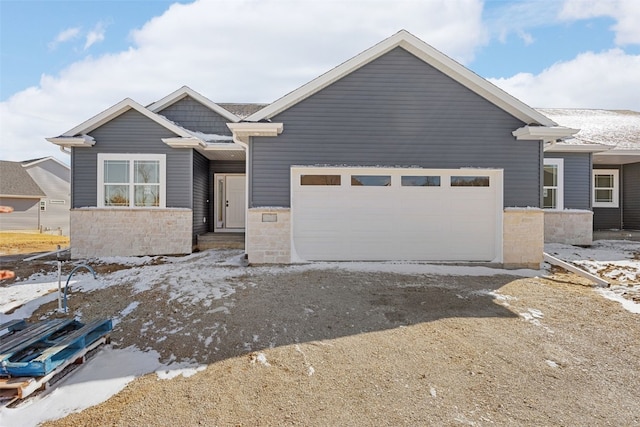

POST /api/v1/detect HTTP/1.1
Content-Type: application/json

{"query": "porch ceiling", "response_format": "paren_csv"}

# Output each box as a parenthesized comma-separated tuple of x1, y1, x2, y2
(196, 148, 246, 161)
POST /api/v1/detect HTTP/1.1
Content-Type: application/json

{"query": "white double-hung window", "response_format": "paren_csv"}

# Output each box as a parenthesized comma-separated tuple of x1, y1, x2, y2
(97, 154, 166, 208)
(543, 158, 564, 210)
(592, 169, 619, 208)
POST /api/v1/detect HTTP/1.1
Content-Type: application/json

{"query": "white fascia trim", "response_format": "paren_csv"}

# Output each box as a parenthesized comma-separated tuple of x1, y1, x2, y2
(148, 86, 241, 123)
(201, 143, 245, 151)
(46, 135, 96, 147)
(512, 126, 579, 142)
(246, 30, 556, 126)
(227, 122, 284, 144)
(595, 149, 640, 156)
(162, 137, 206, 148)
(60, 98, 192, 138)
(544, 143, 609, 153)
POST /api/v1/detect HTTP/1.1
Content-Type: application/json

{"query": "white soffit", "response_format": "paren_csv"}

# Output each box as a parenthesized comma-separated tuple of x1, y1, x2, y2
(512, 126, 579, 142)
(246, 30, 557, 127)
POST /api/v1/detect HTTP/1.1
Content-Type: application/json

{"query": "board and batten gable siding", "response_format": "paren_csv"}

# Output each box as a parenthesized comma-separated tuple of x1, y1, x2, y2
(250, 47, 539, 208)
(192, 150, 209, 237)
(544, 152, 592, 210)
(622, 162, 640, 230)
(157, 96, 232, 135)
(593, 164, 622, 230)
(72, 109, 192, 209)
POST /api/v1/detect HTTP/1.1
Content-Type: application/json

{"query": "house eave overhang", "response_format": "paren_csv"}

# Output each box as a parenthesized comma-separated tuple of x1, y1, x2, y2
(45, 135, 96, 147)
(227, 122, 284, 145)
(148, 86, 241, 123)
(162, 137, 246, 152)
(512, 126, 579, 142)
(543, 143, 609, 153)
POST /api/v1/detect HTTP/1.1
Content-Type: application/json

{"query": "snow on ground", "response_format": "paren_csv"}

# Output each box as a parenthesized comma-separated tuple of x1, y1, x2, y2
(0, 242, 638, 426)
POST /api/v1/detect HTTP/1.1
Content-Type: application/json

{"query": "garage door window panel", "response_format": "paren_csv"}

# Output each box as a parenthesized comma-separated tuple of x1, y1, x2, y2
(351, 175, 391, 186)
(401, 176, 440, 187)
(451, 176, 490, 187)
(301, 175, 341, 186)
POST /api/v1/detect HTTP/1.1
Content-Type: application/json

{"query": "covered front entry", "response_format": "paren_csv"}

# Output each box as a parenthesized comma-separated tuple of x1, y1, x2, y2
(291, 167, 503, 262)
(214, 174, 246, 231)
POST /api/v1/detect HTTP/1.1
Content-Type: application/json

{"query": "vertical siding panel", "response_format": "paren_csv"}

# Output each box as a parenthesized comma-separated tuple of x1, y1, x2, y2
(250, 47, 538, 208)
(545, 152, 591, 209)
(192, 151, 209, 238)
(593, 164, 622, 230)
(622, 162, 640, 229)
(72, 109, 192, 209)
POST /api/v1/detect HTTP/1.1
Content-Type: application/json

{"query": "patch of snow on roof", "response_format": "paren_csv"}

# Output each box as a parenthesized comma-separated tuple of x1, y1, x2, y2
(537, 109, 640, 149)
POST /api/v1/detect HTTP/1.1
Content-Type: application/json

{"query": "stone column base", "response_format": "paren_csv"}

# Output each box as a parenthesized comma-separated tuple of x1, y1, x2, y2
(503, 208, 544, 269)
(247, 208, 291, 264)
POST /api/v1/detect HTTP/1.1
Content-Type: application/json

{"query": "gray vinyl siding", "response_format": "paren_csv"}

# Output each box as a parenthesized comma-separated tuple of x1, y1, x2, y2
(593, 164, 622, 230)
(250, 47, 538, 208)
(0, 197, 39, 231)
(211, 161, 245, 174)
(622, 162, 640, 230)
(157, 96, 232, 135)
(544, 153, 591, 210)
(192, 151, 209, 238)
(25, 160, 70, 235)
(72, 109, 192, 209)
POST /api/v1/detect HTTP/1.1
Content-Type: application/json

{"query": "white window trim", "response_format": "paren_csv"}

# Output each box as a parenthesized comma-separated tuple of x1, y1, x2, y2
(593, 169, 619, 208)
(543, 158, 564, 210)
(97, 153, 166, 208)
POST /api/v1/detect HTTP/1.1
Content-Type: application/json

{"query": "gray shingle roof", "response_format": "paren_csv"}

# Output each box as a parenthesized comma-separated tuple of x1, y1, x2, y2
(0, 160, 46, 197)
(218, 103, 268, 119)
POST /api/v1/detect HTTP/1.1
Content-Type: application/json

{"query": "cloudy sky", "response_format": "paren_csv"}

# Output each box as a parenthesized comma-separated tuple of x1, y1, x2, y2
(1, 0, 639, 163)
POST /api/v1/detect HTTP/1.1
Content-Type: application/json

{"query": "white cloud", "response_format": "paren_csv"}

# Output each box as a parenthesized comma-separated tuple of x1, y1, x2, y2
(560, 0, 640, 45)
(48, 27, 81, 50)
(84, 22, 106, 50)
(489, 49, 640, 109)
(0, 0, 487, 162)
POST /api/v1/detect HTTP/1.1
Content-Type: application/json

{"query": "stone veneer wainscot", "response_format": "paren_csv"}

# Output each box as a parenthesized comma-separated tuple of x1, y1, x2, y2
(70, 208, 192, 258)
(544, 210, 593, 246)
(247, 208, 291, 264)
(503, 208, 544, 269)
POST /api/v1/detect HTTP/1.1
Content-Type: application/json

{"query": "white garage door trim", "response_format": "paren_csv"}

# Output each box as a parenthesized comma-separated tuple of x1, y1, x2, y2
(291, 166, 503, 262)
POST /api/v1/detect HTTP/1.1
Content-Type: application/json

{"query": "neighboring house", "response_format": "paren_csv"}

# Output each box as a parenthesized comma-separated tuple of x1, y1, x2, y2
(48, 30, 579, 267)
(539, 109, 640, 242)
(0, 157, 70, 235)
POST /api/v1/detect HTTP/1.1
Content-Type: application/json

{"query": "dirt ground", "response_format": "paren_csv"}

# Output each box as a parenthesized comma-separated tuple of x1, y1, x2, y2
(2, 252, 639, 426)
(0, 233, 69, 256)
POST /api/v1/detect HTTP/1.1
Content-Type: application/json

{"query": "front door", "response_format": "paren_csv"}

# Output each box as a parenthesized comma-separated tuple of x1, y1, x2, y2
(214, 174, 246, 231)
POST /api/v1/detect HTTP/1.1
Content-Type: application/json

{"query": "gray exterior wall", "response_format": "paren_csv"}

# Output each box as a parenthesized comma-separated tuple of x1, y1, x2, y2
(192, 151, 209, 238)
(544, 152, 591, 210)
(0, 197, 39, 231)
(593, 164, 622, 230)
(72, 109, 192, 209)
(250, 47, 539, 208)
(157, 96, 232, 135)
(25, 160, 70, 235)
(622, 162, 640, 230)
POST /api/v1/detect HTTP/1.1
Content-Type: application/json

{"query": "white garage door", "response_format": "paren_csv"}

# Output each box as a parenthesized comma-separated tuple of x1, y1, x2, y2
(291, 167, 503, 262)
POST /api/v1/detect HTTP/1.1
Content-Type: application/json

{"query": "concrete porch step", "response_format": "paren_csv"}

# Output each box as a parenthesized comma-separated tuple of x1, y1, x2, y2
(197, 232, 245, 250)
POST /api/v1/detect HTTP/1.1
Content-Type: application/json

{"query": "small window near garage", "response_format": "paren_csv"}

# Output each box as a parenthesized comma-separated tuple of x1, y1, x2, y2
(593, 169, 619, 208)
(351, 175, 391, 186)
(401, 176, 441, 187)
(450, 176, 490, 187)
(543, 158, 563, 210)
(40, 200, 46, 211)
(300, 175, 341, 186)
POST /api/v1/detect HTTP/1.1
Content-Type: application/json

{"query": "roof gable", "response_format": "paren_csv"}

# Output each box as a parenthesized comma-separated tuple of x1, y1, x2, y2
(148, 86, 241, 123)
(0, 160, 46, 198)
(60, 98, 192, 138)
(246, 30, 556, 126)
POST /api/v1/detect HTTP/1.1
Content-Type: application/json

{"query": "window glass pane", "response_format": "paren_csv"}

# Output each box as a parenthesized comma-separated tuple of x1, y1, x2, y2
(104, 185, 129, 206)
(104, 160, 129, 183)
(401, 176, 440, 187)
(301, 175, 341, 185)
(451, 176, 490, 187)
(135, 185, 159, 207)
(543, 188, 557, 209)
(351, 175, 391, 186)
(595, 174, 613, 188)
(544, 165, 557, 187)
(595, 189, 613, 203)
(135, 160, 160, 184)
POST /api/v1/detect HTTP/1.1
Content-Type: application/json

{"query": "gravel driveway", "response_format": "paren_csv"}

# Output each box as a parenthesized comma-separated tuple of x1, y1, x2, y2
(3, 250, 638, 426)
